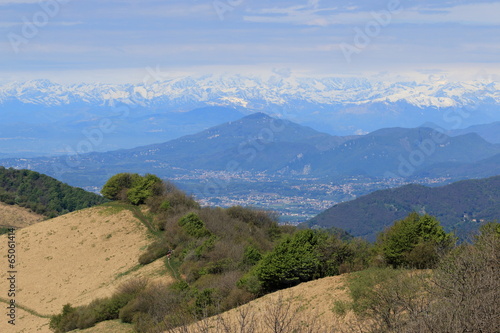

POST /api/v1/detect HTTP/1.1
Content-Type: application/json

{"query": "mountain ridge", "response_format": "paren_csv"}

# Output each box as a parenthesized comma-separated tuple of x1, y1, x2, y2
(305, 175, 500, 241)
(2, 77, 499, 109)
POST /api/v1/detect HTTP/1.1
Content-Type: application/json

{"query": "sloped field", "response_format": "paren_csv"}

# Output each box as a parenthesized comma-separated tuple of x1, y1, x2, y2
(0, 202, 44, 229)
(0, 204, 173, 333)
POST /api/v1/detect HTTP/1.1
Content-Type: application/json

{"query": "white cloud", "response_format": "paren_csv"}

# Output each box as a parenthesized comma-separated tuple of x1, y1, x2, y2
(244, 1, 500, 27)
(397, 2, 500, 25)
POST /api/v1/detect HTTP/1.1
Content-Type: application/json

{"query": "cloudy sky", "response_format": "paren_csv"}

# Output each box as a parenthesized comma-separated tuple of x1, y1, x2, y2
(1, 0, 500, 83)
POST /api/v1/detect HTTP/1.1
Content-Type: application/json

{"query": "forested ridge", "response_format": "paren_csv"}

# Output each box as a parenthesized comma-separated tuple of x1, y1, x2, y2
(0, 166, 108, 218)
(307, 175, 500, 240)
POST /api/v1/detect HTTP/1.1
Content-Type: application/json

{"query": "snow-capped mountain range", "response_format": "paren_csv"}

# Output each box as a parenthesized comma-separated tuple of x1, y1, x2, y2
(1, 75, 499, 109)
(1, 74, 500, 157)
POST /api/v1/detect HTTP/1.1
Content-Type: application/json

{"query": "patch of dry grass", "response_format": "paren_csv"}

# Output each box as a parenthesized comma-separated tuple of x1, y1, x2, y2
(0, 202, 45, 229)
(178, 274, 366, 333)
(76, 319, 135, 332)
(0, 205, 174, 333)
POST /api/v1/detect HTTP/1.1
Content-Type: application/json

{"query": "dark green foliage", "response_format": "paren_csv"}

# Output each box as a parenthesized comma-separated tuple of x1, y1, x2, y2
(49, 304, 77, 333)
(242, 245, 262, 266)
(378, 212, 454, 268)
(179, 213, 211, 238)
(0, 166, 107, 217)
(101, 173, 141, 201)
(240, 228, 371, 295)
(101, 173, 163, 205)
(194, 288, 216, 315)
(251, 230, 325, 293)
(50, 279, 147, 332)
(127, 174, 163, 205)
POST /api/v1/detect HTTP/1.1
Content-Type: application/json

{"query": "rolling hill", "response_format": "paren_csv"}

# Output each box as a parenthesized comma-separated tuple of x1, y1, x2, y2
(0, 203, 172, 333)
(0, 167, 108, 218)
(0, 202, 44, 230)
(305, 175, 500, 241)
(182, 274, 361, 333)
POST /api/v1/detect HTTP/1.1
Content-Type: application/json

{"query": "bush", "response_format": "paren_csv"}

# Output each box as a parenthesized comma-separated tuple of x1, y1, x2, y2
(101, 173, 163, 205)
(251, 230, 325, 293)
(226, 206, 278, 228)
(242, 245, 262, 267)
(179, 213, 211, 238)
(138, 238, 170, 265)
(49, 287, 136, 332)
(378, 212, 454, 268)
(101, 173, 142, 201)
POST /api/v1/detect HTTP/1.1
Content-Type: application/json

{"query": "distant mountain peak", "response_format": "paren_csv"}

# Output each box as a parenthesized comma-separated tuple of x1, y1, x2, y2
(242, 112, 273, 120)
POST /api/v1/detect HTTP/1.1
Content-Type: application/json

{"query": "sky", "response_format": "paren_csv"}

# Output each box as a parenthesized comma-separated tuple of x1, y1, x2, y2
(1, 0, 500, 83)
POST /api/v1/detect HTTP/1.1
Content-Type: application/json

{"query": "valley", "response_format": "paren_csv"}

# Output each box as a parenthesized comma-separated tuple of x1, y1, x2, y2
(3, 112, 497, 224)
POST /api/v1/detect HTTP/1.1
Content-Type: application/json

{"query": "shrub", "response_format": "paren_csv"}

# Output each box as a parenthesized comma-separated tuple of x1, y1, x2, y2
(49, 288, 136, 332)
(252, 230, 325, 293)
(101, 173, 142, 201)
(179, 212, 211, 238)
(242, 245, 262, 267)
(138, 238, 170, 265)
(101, 173, 163, 205)
(226, 206, 279, 228)
(377, 212, 454, 268)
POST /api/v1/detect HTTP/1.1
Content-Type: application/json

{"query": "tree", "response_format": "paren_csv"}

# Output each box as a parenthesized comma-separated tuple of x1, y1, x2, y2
(101, 173, 163, 205)
(253, 230, 325, 293)
(101, 173, 142, 201)
(126, 174, 163, 205)
(378, 212, 453, 268)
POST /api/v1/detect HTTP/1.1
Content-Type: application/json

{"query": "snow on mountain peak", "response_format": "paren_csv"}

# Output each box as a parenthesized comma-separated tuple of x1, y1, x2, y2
(0, 75, 498, 109)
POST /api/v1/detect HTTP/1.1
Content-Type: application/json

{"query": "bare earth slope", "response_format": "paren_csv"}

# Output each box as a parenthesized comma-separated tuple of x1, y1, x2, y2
(180, 274, 364, 333)
(0, 202, 45, 229)
(0, 204, 173, 333)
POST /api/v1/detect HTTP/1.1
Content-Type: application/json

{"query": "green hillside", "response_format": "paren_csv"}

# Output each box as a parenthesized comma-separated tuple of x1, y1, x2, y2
(305, 175, 500, 241)
(0, 166, 108, 218)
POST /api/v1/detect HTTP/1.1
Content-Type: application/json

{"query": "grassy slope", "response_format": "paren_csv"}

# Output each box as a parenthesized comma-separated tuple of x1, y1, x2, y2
(0, 202, 45, 229)
(0, 203, 173, 333)
(184, 274, 364, 333)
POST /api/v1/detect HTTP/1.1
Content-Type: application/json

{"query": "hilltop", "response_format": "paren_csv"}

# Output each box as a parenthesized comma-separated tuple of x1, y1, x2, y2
(0, 167, 108, 219)
(0, 202, 44, 230)
(305, 175, 500, 241)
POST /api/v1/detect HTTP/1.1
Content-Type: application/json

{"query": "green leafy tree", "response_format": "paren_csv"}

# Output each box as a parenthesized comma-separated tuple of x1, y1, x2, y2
(126, 174, 163, 205)
(178, 212, 211, 238)
(101, 173, 163, 205)
(378, 212, 454, 268)
(253, 230, 326, 293)
(101, 173, 142, 201)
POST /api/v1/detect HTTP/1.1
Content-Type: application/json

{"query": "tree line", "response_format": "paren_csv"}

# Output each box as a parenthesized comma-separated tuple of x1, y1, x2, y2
(0, 166, 108, 218)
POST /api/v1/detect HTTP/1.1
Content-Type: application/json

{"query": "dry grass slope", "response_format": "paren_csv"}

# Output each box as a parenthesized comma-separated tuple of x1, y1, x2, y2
(179, 274, 365, 333)
(0, 204, 173, 333)
(0, 202, 45, 229)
